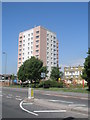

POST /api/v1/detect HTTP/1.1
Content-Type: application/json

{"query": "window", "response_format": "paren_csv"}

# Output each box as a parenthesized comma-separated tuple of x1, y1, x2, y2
(51, 35, 52, 38)
(23, 44, 25, 46)
(36, 50, 39, 53)
(19, 54, 21, 56)
(19, 58, 21, 60)
(23, 53, 24, 55)
(19, 62, 21, 64)
(31, 46, 33, 49)
(31, 42, 33, 45)
(47, 34, 49, 36)
(24, 35, 25, 38)
(28, 47, 29, 50)
(19, 45, 22, 47)
(36, 31, 39, 34)
(23, 40, 25, 42)
(28, 56, 29, 58)
(31, 37, 33, 40)
(19, 41, 22, 43)
(31, 51, 33, 54)
(47, 47, 49, 50)
(47, 38, 49, 41)
(20, 36, 22, 39)
(53, 45, 55, 47)
(23, 57, 24, 59)
(28, 34, 30, 36)
(19, 49, 21, 51)
(28, 38, 30, 40)
(36, 55, 39, 58)
(36, 36, 39, 39)
(23, 48, 25, 51)
(28, 43, 30, 45)
(54, 36, 56, 39)
(47, 61, 49, 64)
(28, 52, 29, 54)
(31, 33, 33, 35)
(36, 40, 39, 43)
(36, 45, 39, 48)
(51, 44, 52, 47)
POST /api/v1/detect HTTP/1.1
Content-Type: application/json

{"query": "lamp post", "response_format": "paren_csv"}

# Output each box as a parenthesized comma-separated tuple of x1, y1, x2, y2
(3, 52, 7, 79)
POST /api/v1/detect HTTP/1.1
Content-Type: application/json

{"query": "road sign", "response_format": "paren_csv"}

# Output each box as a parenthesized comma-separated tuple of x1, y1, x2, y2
(41, 72, 45, 78)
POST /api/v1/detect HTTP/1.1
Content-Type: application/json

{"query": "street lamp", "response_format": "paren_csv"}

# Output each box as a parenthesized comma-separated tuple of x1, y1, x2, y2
(3, 52, 7, 79)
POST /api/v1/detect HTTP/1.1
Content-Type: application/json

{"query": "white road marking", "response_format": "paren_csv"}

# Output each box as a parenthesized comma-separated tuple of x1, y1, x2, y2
(45, 94, 51, 96)
(16, 98, 22, 101)
(23, 102, 33, 105)
(34, 110, 66, 113)
(68, 104, 86, 107)
(74, 112, 88, 116)
(49, 100, 74, 104)
(16, 96, 21, 98)
(20, 100, 38, 116)
(0, 95, 3, 97)
(6, 96, 12, 99)
(8, 94, 13, 96)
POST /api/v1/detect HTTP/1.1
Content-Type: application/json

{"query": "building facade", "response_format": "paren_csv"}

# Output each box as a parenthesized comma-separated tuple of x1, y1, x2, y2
(64, 65, 84, 83)
(17, 26, 59, 77)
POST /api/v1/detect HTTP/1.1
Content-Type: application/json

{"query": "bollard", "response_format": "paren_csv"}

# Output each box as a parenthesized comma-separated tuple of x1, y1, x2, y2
(28, 88, 34, 99)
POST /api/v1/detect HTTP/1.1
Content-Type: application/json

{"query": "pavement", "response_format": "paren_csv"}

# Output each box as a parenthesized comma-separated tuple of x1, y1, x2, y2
(1, 87, 90, 119)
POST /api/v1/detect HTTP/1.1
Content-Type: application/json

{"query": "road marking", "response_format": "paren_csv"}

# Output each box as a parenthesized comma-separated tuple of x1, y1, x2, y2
(34, 110, 66, 113)
(45, 94, 51, 96)
(20, 100, 38, 116)
(16, 98, 22, 101)
(8, 94, 13, 96)
(6, 96, 12, 99)
(0, 95, 3, 97)
(23, 102, 33, 105)
(16, 96, 21, 98)
(49, 100, 74, 104)
(74, 112, 88, 116)
(68, 104, 86, 107)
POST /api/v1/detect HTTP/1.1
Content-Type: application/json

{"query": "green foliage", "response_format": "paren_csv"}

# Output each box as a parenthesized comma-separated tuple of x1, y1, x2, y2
(82, 48, 90, 83)
(38, 80, 64, 88)
(11, 74, 15, 80)
(17, 57, 48, 84)
(50, 67, 63, 81)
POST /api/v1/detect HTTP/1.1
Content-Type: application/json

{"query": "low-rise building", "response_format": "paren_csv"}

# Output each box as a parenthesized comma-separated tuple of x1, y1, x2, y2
(64, 65, 86, 84)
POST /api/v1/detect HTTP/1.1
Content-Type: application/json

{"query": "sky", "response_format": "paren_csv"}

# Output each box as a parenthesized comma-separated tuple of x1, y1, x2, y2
(2, 2, 88, 75)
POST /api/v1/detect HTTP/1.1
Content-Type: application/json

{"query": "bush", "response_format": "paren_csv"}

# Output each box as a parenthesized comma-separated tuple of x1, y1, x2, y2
(38, 80, 64, 88)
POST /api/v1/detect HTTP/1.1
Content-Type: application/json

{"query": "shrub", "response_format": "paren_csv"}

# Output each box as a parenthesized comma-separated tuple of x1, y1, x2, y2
(38, 80, 64, 88)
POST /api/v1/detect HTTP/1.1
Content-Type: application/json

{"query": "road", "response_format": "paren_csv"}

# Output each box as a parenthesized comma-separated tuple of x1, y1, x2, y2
(1, 87, 89, 119)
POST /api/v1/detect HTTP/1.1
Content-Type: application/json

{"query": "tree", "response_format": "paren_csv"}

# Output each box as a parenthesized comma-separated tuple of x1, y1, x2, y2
(11, 74, 15, 80)
(50, 67, 63, 81)
(82, 48, 90, 90)
(17, 56, 48, 84)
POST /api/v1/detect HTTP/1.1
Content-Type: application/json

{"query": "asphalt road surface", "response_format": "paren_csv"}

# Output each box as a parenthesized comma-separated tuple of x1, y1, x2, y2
(1, 87, 89, 119)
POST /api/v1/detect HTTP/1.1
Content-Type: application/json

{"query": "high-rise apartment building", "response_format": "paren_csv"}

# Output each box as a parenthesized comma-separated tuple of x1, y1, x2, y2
(17, 26, 59, 77)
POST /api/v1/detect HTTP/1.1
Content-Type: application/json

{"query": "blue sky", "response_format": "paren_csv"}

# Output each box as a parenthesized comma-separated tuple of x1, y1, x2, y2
(2, 2, 88, 75)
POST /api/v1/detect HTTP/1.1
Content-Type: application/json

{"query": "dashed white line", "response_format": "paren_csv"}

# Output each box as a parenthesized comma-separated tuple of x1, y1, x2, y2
(34, 110, 66, 113)
(23, 102, 33, 105)
(16, 98, 22, 101)
(6, 96, 12, 99)
(16, 96, 21, 98)
(20, 100, 38, 116)
(45, 94, 51, 96)
(8, 94, 13, 96)
(68, 104, 86, 107)
(49, 100, 74, 104)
